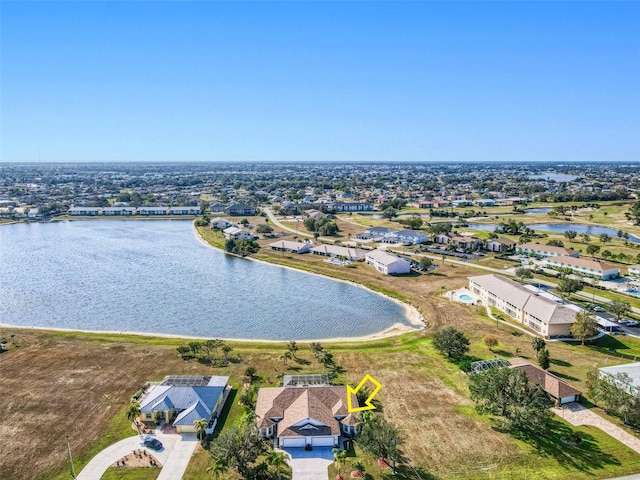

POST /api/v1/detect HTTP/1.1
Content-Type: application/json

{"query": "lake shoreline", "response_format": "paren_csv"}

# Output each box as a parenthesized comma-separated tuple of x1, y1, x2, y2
(191, 222, 426, 339)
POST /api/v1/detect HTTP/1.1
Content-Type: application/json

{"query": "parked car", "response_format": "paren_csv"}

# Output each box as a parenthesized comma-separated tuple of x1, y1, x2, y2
(626, 321, 639, 328)
(143, 435, 163, 450)
(619, 319, 631, 326)
(594, 306, 604, 312)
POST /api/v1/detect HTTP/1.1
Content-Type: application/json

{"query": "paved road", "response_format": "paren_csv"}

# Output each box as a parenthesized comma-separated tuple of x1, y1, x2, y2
(282, 447, 333, 480)
(264, 208, 313, 238)
(552, 402, 640, 455)
(77, 432, 181, 480)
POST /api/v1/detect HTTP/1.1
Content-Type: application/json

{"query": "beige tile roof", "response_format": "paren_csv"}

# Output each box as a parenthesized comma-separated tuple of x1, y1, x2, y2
(255, 385, 359, 438)
(545, 255, 619, 273)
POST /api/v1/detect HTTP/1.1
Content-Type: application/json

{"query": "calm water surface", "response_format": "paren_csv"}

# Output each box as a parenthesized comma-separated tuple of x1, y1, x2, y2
(467, 222, 640, 243)
(0, 221, 414, 339)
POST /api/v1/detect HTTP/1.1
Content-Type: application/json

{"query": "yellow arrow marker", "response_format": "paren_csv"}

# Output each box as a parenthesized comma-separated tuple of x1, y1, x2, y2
(346, 374, 382, 413)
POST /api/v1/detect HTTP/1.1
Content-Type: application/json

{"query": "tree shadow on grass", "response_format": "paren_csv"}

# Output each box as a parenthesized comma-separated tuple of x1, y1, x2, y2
(294, 356, 311, 365)
(510, 419, 621, 473)
(550, 358, 572, 367)
(550, 370, 581, 382)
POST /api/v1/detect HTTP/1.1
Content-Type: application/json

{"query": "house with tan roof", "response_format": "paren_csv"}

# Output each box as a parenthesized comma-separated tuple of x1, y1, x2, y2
(485, 237, 516, 252)
(517, 242, 579, 258)
(255, 374, 360, 449)
(468, 274, 577, 337)
(510, 359, 582, 405)
(268, 240, 311, 254)
(543, 255, 620, 280)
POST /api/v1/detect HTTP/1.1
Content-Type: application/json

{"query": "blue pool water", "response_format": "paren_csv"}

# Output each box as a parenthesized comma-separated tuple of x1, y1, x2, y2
(459, 294, 474, 302)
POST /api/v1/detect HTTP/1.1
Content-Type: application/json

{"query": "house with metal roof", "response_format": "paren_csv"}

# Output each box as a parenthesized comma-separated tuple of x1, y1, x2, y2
(255, 376, 360, 449)
(599, 362, 640, 395)
(365, 250, 411, 275)
(139, 375, 229, 434)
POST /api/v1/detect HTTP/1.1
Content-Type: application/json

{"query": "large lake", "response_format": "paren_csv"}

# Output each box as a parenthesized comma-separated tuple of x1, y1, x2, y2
(0, 221, 415, 340)
(466, 222, 640, 243)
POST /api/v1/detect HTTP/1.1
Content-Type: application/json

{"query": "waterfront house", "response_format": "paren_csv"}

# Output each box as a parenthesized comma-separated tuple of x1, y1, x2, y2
(394, 229, 428, 245)
(169, 206, 201, 215)
(68, 206, 101, 216)
(474, 199, 496, 207)
(268, 240, 311, 254)
(485, 237, 517, 252)
(468, 274, 576, 338)
(139, 375, 228, 434)
(510, 360, 582, 405)
(255, 374, 360, 449)
(209, 202, 226, 213)
(310, 244, 366, 261)
(330, 201, 374, 212)
(543, 256, 620, 280)
(223, 226, 254, 240)
(210, 217, 235, 230)
(102, 207, 135, 216)
(136, 206, 168, 215)
(517, 243, 579, 258)
(365, 250, 411, 275)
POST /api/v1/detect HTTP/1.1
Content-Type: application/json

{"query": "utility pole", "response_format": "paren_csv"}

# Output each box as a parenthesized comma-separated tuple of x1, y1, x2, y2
(67, 436, 77, 479)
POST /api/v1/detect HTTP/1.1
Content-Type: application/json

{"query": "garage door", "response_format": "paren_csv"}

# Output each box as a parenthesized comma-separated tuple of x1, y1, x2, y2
(560, 395, 576, 405)
(311, 437, 335, 447)
(281, 437, 306, 448)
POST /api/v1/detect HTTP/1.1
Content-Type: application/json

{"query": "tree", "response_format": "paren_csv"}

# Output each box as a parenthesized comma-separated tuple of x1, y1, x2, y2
(600, 233, 611, 244)
(571, 310, 599, 345)
(556, 277, 583, 300)
(265, 451, 288, 479)
(206, 460, 227, 479)
(538, 347, 550, 370)
(564, 230, 577, 241)
(628, 200, 640, 225)
(126, 402, 141, 424)
(221, 344, 233, 363)
(608, 300, 631, 321)
(358, 415, 403, 464)
(244, 366, 257, 382)
(405, 215, 423, 230)
(332, 448, 347, 476)
(352, 461, 365, 476)
(256, 223, 273, 234)
(279, 351, 292, 366)
(580, 233, 591, 244)
(531, 337, 546, 357)
(586, 244, 601, 257)
(419, 256, 432, 270)
(286, 340, 299, 358)
(194, 418, 208, 442)
(201, 339, 223, 365)
(208, 422, 269, 478)
(547, 239, 564, 247)
(515, 267, 533, 283)
(468, 367, 552, 431)
(587, 368, 638, 426)
(484, 336, 499, 352)
(428, 222, 452, 235)
(382, 207, 397, 219)
(432, 327, 470, 360)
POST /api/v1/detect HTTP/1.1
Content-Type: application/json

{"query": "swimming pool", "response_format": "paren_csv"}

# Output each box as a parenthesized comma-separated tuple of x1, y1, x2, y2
(459, 294, 474, 302)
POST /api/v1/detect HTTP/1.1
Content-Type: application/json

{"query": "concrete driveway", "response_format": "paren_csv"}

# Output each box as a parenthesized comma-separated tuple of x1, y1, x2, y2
(77, 431, 190, 480)
(283, 447, 334, 480)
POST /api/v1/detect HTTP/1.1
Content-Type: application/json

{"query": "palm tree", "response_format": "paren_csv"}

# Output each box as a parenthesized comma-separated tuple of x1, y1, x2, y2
(266, 451, 288, 479)
(332, 448, 347, 477)
(286, 340, 299, 359)
(206, 460, 227, 479)
(531, 337, 546, 358)
(126, 402, 142, 436)
(279, 351, 292, 366)
(194, 418, 208, 442)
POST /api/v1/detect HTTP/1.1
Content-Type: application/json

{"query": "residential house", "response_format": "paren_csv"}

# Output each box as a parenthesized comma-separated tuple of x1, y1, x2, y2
(510, 360, 582, 405)
(268, 240, 311, 254)
(474, 199, 496, 207)
(543, 256, 620, 280)
(136, 207, 168, 215)
(139, 375, 228, 434)
(330, 202, 374, 212)
(69, 207, 101, 216)
(394, 229, 428, 245)
(209, 202, 226, 213)
(627, 265, 640, 278)
(310, 244, 366, 261)
(223, 227, 254, 240)
(225, 204, 256, 216)
(450, 235, 481, 250)
(485, 237, 517, 253)
(365, 250, 411, 275)
(210, 217, 235, 230)
(255, 374, 360, 448)
(452, 199, 472, 207)
(517, 243, 579, 258)
(599, 362, 640, 395)
(102, 207, 135, 216)
(468, 274, 577, 337)
(169, 206, 201, 215)
(418, 200, 435, 209)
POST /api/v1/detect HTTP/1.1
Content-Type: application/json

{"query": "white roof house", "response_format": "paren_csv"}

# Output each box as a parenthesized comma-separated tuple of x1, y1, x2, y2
(468, 274, 577, 338)
(310, 244, 366, 261)
(223, 226, 254, 240)
(599, 362, 640, 395)
(210, 217, 234, 229)
(365, 250, 411, 275)
(268, 240, 311, 254)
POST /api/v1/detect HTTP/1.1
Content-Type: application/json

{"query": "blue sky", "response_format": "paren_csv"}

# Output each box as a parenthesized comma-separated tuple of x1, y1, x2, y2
(1, 1, 639, 163)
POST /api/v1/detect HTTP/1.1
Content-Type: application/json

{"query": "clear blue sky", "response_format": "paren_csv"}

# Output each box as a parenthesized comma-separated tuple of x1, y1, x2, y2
(1, 1, 638, 163)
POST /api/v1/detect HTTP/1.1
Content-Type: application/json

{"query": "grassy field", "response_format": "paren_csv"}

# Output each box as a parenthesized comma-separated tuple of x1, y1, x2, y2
(4, 217, 640, 480)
